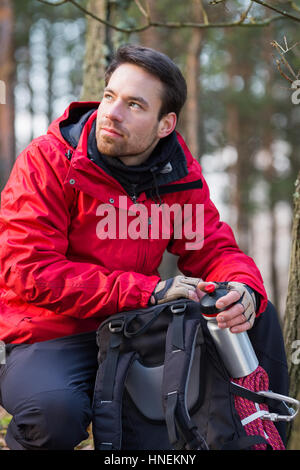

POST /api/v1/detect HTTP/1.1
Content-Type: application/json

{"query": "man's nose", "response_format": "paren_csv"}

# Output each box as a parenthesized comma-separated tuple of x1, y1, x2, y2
(105, 99, 124, 122)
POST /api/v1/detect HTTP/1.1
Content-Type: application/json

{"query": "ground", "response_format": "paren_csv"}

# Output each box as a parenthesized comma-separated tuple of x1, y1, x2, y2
(0, 407, 9, 450)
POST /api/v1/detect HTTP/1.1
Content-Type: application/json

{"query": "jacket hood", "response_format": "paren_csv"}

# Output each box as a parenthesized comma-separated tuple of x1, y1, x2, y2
(47, 101, 99, 147)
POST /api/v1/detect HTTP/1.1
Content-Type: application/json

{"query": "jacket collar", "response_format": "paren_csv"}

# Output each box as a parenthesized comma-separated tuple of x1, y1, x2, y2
(58, 102, 188, 201)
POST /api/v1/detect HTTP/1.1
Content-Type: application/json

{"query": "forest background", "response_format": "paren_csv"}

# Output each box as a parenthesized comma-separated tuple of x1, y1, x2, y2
(0, 0, 299, 450)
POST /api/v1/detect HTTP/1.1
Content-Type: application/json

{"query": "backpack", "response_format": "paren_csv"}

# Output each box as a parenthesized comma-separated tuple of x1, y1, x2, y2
(91, 299, 297, 450)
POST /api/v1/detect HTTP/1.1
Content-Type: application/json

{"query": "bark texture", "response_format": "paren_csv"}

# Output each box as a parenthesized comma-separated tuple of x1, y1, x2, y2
(283, 171, 300, 449)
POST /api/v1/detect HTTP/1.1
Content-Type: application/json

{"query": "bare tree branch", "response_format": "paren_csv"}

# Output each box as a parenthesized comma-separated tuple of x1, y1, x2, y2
(36, 0, 300, 33)
(275, 57, 295, 84)
(271, 37, 300, 85)
(238, 1, 254, 24)
(136, 15, 283, 29)
(134, 0, 150, 21)
(251, 0, 300, 23)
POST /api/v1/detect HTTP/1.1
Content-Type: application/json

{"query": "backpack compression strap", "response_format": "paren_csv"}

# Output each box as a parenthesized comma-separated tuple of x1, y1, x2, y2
(162, 304, 209, 450)
(92, 326, 136, 450)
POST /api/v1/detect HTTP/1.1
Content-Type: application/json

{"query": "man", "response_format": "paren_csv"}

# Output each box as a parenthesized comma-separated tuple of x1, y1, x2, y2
(0, 44, 279, 450)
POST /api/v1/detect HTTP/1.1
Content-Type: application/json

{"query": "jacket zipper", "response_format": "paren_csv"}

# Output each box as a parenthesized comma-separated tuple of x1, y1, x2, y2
(130, 184, 138, 204)
(129, 183, 150, 269)
(65, 149, 73, 160)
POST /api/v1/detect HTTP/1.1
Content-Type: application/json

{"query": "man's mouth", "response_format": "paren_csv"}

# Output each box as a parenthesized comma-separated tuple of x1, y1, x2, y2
(100, 127, 124, 138)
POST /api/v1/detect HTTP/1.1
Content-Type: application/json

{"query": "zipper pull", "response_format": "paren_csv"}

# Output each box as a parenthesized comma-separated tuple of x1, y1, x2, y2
(65, 149, 73, 161)
(130, 184, 138, 204)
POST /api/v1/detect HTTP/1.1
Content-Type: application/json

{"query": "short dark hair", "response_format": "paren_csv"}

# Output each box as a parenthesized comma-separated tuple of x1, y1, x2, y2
(105, 44, 187, 120)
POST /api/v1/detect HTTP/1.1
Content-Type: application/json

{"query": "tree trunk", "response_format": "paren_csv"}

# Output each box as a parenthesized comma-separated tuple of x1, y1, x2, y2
(183, 0, 203, 160)
(234, 124, 252, 254)
(80, 0, 132, 101)
(24, 46, 34, 144)
(225, 32, 252, 253)
(261, 130, 280, 312)
(0, 0, 15, 190)
(80, 0, 109, 101)
(283, 171, 300, 449)
(139, 0, 162, 51)
(45, 20, 54, 126)
(261, 21, 280, 313)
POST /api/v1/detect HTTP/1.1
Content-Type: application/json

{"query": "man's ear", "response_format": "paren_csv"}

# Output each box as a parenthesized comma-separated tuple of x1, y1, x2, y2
(157, 112, 177, 138)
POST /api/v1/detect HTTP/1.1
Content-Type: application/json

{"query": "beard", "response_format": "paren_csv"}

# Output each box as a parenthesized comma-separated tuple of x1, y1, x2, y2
(96, 123, 159, 160)
(97, 134, 130, 157)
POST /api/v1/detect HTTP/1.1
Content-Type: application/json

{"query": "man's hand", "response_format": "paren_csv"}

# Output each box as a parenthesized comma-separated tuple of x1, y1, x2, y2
(150, 275, 202, 305)
(197, 281, 257, 333)
(150, 277, 257, 334)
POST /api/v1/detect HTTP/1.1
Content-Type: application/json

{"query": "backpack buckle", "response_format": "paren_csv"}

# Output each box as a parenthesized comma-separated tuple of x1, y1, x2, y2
(170, 303, 187, 314)
(109, 319, 124, 333)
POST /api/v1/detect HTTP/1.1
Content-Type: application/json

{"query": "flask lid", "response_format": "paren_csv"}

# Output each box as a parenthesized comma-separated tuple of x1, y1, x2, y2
(200, 285, 228, 317)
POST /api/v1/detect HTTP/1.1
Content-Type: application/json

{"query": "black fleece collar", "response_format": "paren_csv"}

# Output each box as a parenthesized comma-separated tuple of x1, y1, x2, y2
(60, 107, 188, 201)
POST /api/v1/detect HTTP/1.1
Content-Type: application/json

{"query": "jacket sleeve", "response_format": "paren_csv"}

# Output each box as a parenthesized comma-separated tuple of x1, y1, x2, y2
(0, 141, 159, 319)
(167, 159, 268, 315)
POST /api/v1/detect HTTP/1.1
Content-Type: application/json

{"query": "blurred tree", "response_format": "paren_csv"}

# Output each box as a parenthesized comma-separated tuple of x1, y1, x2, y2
(184, 0, 204, 159)
(81, 0, 134, 100)
(13, 0, 85, 151)
(260, 20, 280, 311)
(224, 28, 256, 254)
(0, 0, 15, 191)
(80, 0, 108, 101)
(283, 171, 300, 449)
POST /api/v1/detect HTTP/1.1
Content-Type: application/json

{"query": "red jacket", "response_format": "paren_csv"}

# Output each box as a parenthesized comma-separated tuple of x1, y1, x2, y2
(0, 102, 267, 344)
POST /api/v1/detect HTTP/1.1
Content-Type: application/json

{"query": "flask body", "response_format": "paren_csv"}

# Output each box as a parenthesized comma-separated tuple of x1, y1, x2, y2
(200, 284, 258, 378)
(206, 320, 258, 378)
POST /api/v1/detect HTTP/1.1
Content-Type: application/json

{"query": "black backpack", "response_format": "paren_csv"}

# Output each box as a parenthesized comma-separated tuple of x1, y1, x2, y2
(92, 299, 293, 450)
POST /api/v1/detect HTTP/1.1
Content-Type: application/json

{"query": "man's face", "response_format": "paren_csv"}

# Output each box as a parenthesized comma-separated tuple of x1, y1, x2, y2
(95, 63, 175, 166)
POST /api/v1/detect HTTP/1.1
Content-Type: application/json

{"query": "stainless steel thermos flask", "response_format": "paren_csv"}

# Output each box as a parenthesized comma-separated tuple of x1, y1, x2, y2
(200, 284, 259, 378)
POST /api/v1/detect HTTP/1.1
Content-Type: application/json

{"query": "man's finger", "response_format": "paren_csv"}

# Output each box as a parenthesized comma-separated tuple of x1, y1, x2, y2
(230, 320, 252, 333)
(218, 305, 247, 325)
(215, 290, 241, 309)
(216, 303, 244, 325)
(180, 277, 201, 287)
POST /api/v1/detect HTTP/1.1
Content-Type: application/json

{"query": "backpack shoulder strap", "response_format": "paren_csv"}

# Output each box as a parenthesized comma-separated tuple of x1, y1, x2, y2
(162, 303, 209, 450)
(92, 325, 136, 450)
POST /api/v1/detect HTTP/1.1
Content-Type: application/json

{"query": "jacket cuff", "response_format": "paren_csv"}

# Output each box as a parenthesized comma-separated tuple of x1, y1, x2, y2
(139, 277, 160, 308)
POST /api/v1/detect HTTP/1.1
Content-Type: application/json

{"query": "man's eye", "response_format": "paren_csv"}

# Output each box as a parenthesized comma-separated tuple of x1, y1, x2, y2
(129, 102, 141, 109)
(104, 93, 113, 101)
